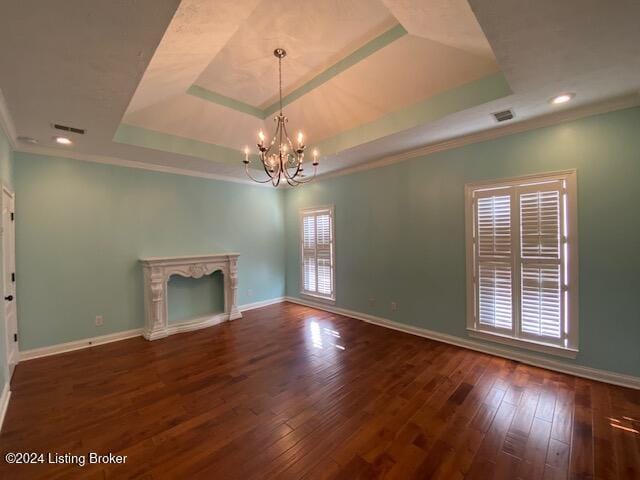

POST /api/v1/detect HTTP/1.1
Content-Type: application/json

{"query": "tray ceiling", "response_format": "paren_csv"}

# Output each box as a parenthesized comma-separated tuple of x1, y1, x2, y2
(0, 0, 639, 182)
(120, 0, 503, 159)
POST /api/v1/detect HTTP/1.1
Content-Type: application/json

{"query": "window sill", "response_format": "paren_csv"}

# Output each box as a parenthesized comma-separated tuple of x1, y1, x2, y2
(300, 292, 336, 305)
(467, 329, 578, 359)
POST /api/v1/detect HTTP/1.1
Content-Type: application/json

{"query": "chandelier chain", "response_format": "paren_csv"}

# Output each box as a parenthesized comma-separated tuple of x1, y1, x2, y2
(278, 55, 283, 115)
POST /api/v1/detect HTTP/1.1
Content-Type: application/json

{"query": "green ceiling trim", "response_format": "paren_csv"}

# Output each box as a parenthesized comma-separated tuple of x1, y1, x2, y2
(314, 72, 513, 157)
(113, 123, 260, 168)
(114, 72, 510, 170)
(187, 85, 265, 119)
(188, 23, 408, 119)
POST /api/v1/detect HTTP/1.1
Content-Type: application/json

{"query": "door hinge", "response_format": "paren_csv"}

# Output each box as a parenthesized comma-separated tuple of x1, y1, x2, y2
(10, 212, 14, 221)
(11, 272, 15, 282)
(13, 333, 17, 342)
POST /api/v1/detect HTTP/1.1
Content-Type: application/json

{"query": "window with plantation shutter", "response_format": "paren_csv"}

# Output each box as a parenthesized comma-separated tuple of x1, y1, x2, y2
(300, 206, 335, 301)
(465, 171, 578, 357)
(476, 193, 513, 331)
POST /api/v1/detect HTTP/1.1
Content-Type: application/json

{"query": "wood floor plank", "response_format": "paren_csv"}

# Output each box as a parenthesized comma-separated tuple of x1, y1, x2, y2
(570, 379, 595, 479)
(0, 302, 637, 479)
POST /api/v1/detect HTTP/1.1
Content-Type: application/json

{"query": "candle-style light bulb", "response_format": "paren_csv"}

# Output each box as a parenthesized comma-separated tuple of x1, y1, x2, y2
(243, 146, 250, 164)
(312, 149, 319, 166)
(297, 131, 304, 146)
(258, 130, 265, 144)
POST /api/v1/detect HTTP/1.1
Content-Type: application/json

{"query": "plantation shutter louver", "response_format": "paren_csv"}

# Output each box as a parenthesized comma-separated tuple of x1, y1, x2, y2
(301, 207, 335, 300)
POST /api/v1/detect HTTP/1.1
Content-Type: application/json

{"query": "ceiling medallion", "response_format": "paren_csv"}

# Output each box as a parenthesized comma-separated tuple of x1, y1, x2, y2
(243, 48, 319, 187)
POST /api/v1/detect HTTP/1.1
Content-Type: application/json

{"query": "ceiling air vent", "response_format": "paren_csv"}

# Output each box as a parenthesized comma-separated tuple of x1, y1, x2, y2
(492, 109, 514, 122)
(52, 123, 85, 135)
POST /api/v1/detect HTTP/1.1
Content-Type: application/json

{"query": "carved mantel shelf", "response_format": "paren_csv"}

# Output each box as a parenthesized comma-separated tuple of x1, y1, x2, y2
(140, 254, 242, 340)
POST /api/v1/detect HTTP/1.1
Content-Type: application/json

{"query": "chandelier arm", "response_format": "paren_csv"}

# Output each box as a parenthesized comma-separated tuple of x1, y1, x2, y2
(282, 156, 305, 182)
(293, 165, 319, 185)
(244, 164, 274, 183)
(274, 159, 283, 182)
(260, 116, 281, 159)
(261, 131, 278, 159)
(272, 172, 281, 187)
(281, 148, 303, 181)
(260, 154, 274, 178)
(282, 165, 298, 182)
(279, 120, 303, 172)
(281, 122, 298, 158)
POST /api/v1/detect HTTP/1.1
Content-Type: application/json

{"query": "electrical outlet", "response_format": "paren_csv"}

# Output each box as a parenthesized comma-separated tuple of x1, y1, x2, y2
(390, 302, 398, 312)
(95, 315, 104, 326)
(247, 288, 253, 297)
(368, 297, 376, 307)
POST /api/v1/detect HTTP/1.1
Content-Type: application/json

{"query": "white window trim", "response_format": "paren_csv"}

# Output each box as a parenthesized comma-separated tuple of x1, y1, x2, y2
(299, 205, 336, 304)
(464, 169, 579, 358)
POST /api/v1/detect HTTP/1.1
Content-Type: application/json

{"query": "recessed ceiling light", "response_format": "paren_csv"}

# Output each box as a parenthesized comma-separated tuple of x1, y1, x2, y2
(55, 136, 72, 145)
(550, 93, 574, 105)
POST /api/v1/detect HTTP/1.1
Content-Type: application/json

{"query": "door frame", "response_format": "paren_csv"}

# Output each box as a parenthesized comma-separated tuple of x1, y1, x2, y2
(1, 183, 17, 382)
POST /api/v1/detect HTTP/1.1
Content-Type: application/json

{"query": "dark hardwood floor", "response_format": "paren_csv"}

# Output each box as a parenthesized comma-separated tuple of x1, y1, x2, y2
(1, 302, 639, 479)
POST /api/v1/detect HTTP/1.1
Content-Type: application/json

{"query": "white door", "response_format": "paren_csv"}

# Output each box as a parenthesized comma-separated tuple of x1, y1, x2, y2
(2, 187, 17, 379)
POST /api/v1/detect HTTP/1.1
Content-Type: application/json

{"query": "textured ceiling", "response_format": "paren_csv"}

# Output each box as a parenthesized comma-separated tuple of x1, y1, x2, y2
(194, 0, 397, 108)
(381, 0, 494, 58)
(0, 0, 639, 182)
(121, 0, 501, 155)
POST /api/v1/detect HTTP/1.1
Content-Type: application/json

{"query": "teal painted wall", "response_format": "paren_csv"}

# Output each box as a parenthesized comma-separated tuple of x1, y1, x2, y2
(14, 152, 285, 350)
(284, 106, 640, 377)
(167, 272, 224, 323)
(0, 125, 13, 388)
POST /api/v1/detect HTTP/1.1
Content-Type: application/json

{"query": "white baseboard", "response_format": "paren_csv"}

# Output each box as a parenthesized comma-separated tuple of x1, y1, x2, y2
(0, 382, 11, 432)
(240, 296, 285, 312)
(19, 328, 144, 361)
(284, 296, 640, 390)
(18, 296, 286, 362)
(18, 294, 637, 390)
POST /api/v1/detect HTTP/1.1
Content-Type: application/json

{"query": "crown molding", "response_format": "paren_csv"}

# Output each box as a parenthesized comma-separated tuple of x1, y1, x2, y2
(14, 143, 275, 188)
(0, 88, 17, 149)
(313, 92, 640, 183)
(7, 90, 640, 188)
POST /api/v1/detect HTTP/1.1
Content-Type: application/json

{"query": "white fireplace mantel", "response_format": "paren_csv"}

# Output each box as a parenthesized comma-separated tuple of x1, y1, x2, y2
(140, 253, 242, 340)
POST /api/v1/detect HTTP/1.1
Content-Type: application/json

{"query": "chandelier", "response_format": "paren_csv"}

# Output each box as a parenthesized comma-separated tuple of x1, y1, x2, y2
(243, 48, 319, 187)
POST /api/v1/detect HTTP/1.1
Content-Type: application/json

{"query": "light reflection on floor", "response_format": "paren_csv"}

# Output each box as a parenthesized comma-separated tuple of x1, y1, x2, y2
(308, 319, 346, 352)
(608, 416, 639, 434)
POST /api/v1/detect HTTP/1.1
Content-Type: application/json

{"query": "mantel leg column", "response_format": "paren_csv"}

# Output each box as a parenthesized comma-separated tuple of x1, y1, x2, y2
(228, 259, 242, 320)
(144, 270, 169, 340)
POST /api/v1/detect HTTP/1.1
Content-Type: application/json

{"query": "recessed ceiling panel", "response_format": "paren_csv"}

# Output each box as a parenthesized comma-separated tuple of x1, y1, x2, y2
(194, 0, 397, 108)
(278, 34, 500, 143)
